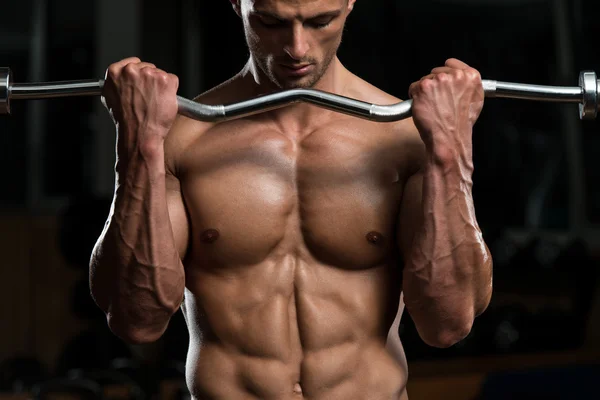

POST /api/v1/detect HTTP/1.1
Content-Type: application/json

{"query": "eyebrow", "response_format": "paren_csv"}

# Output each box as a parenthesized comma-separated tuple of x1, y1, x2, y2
(253, 9, 342, 22)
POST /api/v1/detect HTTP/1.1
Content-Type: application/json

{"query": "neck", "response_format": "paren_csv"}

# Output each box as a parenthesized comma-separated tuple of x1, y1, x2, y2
(238, 56, 349, 132)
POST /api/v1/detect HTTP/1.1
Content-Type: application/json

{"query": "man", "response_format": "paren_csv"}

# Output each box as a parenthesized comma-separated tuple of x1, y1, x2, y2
(90, 0, 493, 399)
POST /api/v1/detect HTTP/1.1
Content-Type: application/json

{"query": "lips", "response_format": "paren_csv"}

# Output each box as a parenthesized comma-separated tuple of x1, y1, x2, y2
(282, 64, 311, 70)
(280, 63, 314, 76)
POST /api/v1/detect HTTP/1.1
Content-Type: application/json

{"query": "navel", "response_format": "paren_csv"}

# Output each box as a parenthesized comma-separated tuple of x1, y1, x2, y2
(366, 231, 384, 245)
(201, 229, 220, 244)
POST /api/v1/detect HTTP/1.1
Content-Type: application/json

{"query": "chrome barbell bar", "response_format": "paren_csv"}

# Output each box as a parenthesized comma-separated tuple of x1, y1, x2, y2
(0, 67, 598, 122)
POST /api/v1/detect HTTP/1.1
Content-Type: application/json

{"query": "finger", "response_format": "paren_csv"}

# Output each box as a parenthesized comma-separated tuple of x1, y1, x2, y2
(123, 62, 159, 77)
(408, 79, 428, 98)
(408, 81, 419, 98)
(105, 57, 142, 79)
(115, 56, 142, 68)
(167, 73, 180, 89)
(431, 66, 455, 75)
(445, 58, 470, 69)
(130, 62, 157, 71)
(408, 73, 435, 97)
(138, 66, 174, 82)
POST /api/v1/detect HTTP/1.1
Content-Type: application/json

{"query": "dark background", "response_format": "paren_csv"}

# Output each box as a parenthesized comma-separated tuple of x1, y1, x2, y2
(1, 0, 600, 399)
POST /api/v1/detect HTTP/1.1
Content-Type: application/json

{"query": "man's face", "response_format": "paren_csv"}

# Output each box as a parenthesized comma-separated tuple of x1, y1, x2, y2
(236, 0, 354, 89)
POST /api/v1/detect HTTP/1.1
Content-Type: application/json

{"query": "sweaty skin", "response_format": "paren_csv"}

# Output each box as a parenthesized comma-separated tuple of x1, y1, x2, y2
(170, 64, 416, 399)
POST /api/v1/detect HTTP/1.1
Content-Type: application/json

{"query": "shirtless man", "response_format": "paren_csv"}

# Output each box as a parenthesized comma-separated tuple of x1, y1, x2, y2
(89, 0, 493, 399)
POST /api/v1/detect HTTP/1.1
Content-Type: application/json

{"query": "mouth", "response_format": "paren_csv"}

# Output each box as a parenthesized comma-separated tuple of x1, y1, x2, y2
(280, 63, 314, 77)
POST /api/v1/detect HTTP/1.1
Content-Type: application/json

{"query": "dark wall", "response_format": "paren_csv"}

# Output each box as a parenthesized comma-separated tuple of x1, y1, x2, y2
(1, 1, 600, 398)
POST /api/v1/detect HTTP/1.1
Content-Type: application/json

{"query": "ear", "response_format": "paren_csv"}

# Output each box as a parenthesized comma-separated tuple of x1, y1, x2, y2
(230, 0, 242, 18)
(347, 0, 356, 12)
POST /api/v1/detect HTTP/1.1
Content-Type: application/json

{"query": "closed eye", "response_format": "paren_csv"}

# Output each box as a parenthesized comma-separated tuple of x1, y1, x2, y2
(253, 9, 340, 30)
(258, 17, 287, 28)
(306, 18, 334, 29)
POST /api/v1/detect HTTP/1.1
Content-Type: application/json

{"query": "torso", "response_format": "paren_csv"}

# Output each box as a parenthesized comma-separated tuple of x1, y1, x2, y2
(172, 73, 423, 400)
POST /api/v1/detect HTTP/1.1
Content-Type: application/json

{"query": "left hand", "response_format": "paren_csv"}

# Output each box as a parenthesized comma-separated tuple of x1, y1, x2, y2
(408, 58, 484, 165)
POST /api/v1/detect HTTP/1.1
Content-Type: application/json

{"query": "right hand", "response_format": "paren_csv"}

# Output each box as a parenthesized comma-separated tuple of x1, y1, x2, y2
(101, 57, 179, 159)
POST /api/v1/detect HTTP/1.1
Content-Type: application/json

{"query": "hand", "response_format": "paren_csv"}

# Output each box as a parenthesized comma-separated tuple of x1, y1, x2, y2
(408, 58, 484, 165)
(101, 57, 179, 159)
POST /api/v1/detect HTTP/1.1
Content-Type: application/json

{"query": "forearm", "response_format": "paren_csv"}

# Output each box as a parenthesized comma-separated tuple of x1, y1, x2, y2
(403, 141, 492, 347)
(90, 143, 185, 342)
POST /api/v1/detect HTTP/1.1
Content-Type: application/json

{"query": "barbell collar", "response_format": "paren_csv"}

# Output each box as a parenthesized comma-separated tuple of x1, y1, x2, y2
(579, 71, 598, 120)
(0, 67, 11, 115)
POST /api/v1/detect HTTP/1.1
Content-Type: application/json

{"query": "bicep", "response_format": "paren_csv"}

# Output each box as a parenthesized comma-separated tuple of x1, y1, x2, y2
(166, 172, 189, 260)
(165, 170, 189, 261)
(164, 116, 194, 261)
(397, 171, 424, 261)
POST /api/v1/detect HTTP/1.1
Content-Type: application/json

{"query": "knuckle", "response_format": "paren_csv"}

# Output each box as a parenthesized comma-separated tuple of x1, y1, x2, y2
(436, 72, 451, 83)
(467, 69, 481, 82)
(107, 64, 120, 80)
(420, 78, 435, 91)
(157, 71, 170, 84)
(445, 70, 464, 84)
(122, 62, 138, 76)
(408, 84, 416, 97)
(140, 67, 155, 77)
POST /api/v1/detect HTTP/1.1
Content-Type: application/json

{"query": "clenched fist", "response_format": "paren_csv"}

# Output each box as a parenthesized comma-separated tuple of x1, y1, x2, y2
(408, 58, 484, 166)
(101, 57, 179, 160)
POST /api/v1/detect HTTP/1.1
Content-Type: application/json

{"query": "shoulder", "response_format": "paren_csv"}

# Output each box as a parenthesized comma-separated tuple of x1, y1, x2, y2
(346, 73, 426, 174)
(164, 75, 244, 176)
(346, 72, 418, 138)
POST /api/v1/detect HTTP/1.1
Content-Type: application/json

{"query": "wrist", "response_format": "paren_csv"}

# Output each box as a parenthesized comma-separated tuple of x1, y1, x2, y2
(118, 122, 166, 159)
(116, 139, 166, 180)
(422, 128, 473, 173)
(424, 146, 473, 177)
(138, 135, 166, 162)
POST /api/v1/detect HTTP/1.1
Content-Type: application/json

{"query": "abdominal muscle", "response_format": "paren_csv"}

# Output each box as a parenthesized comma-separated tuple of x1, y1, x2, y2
(172, 110, 412, 399)
(180, 251, 407, 400)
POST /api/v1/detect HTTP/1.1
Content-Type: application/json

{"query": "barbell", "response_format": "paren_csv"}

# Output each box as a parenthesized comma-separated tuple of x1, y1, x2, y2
(1, 67, 598, 122)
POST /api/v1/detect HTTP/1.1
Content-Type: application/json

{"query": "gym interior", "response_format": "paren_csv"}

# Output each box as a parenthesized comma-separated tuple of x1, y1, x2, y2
(1, 0, 600, 399)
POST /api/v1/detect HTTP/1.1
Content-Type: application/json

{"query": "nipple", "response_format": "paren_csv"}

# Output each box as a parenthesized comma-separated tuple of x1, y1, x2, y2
(293, 382, 303, 395)
(366, 231, 384, 245)
(201, 229, 220, 244)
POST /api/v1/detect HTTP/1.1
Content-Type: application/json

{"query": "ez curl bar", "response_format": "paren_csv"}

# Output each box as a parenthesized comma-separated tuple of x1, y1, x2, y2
(1, 67, 598, 122)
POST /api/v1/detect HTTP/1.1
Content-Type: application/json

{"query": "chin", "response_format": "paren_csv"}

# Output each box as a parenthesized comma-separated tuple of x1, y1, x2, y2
(280, 81, 310, 90)
(277, 75, 318, 90)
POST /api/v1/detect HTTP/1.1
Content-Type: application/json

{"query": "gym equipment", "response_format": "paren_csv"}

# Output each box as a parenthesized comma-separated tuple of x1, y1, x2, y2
(1, 67, 598, 122)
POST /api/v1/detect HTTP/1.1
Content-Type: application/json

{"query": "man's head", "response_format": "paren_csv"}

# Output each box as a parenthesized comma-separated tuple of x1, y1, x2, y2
(230, 0, 356, 89)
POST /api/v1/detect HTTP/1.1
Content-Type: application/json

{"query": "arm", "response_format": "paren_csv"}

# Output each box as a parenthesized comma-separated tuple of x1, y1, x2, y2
(89, 132, 189, 344)
(398, 157, 492, 348)
(398, 59, 493, 348)
(89, 58, 189, 344)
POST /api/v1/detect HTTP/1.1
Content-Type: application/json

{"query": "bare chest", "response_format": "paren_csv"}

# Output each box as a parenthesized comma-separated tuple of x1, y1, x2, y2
(180, 123, 407, 269)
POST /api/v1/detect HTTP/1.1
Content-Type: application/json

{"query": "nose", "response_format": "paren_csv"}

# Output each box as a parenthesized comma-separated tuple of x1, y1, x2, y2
(283, 24, 310, 61)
